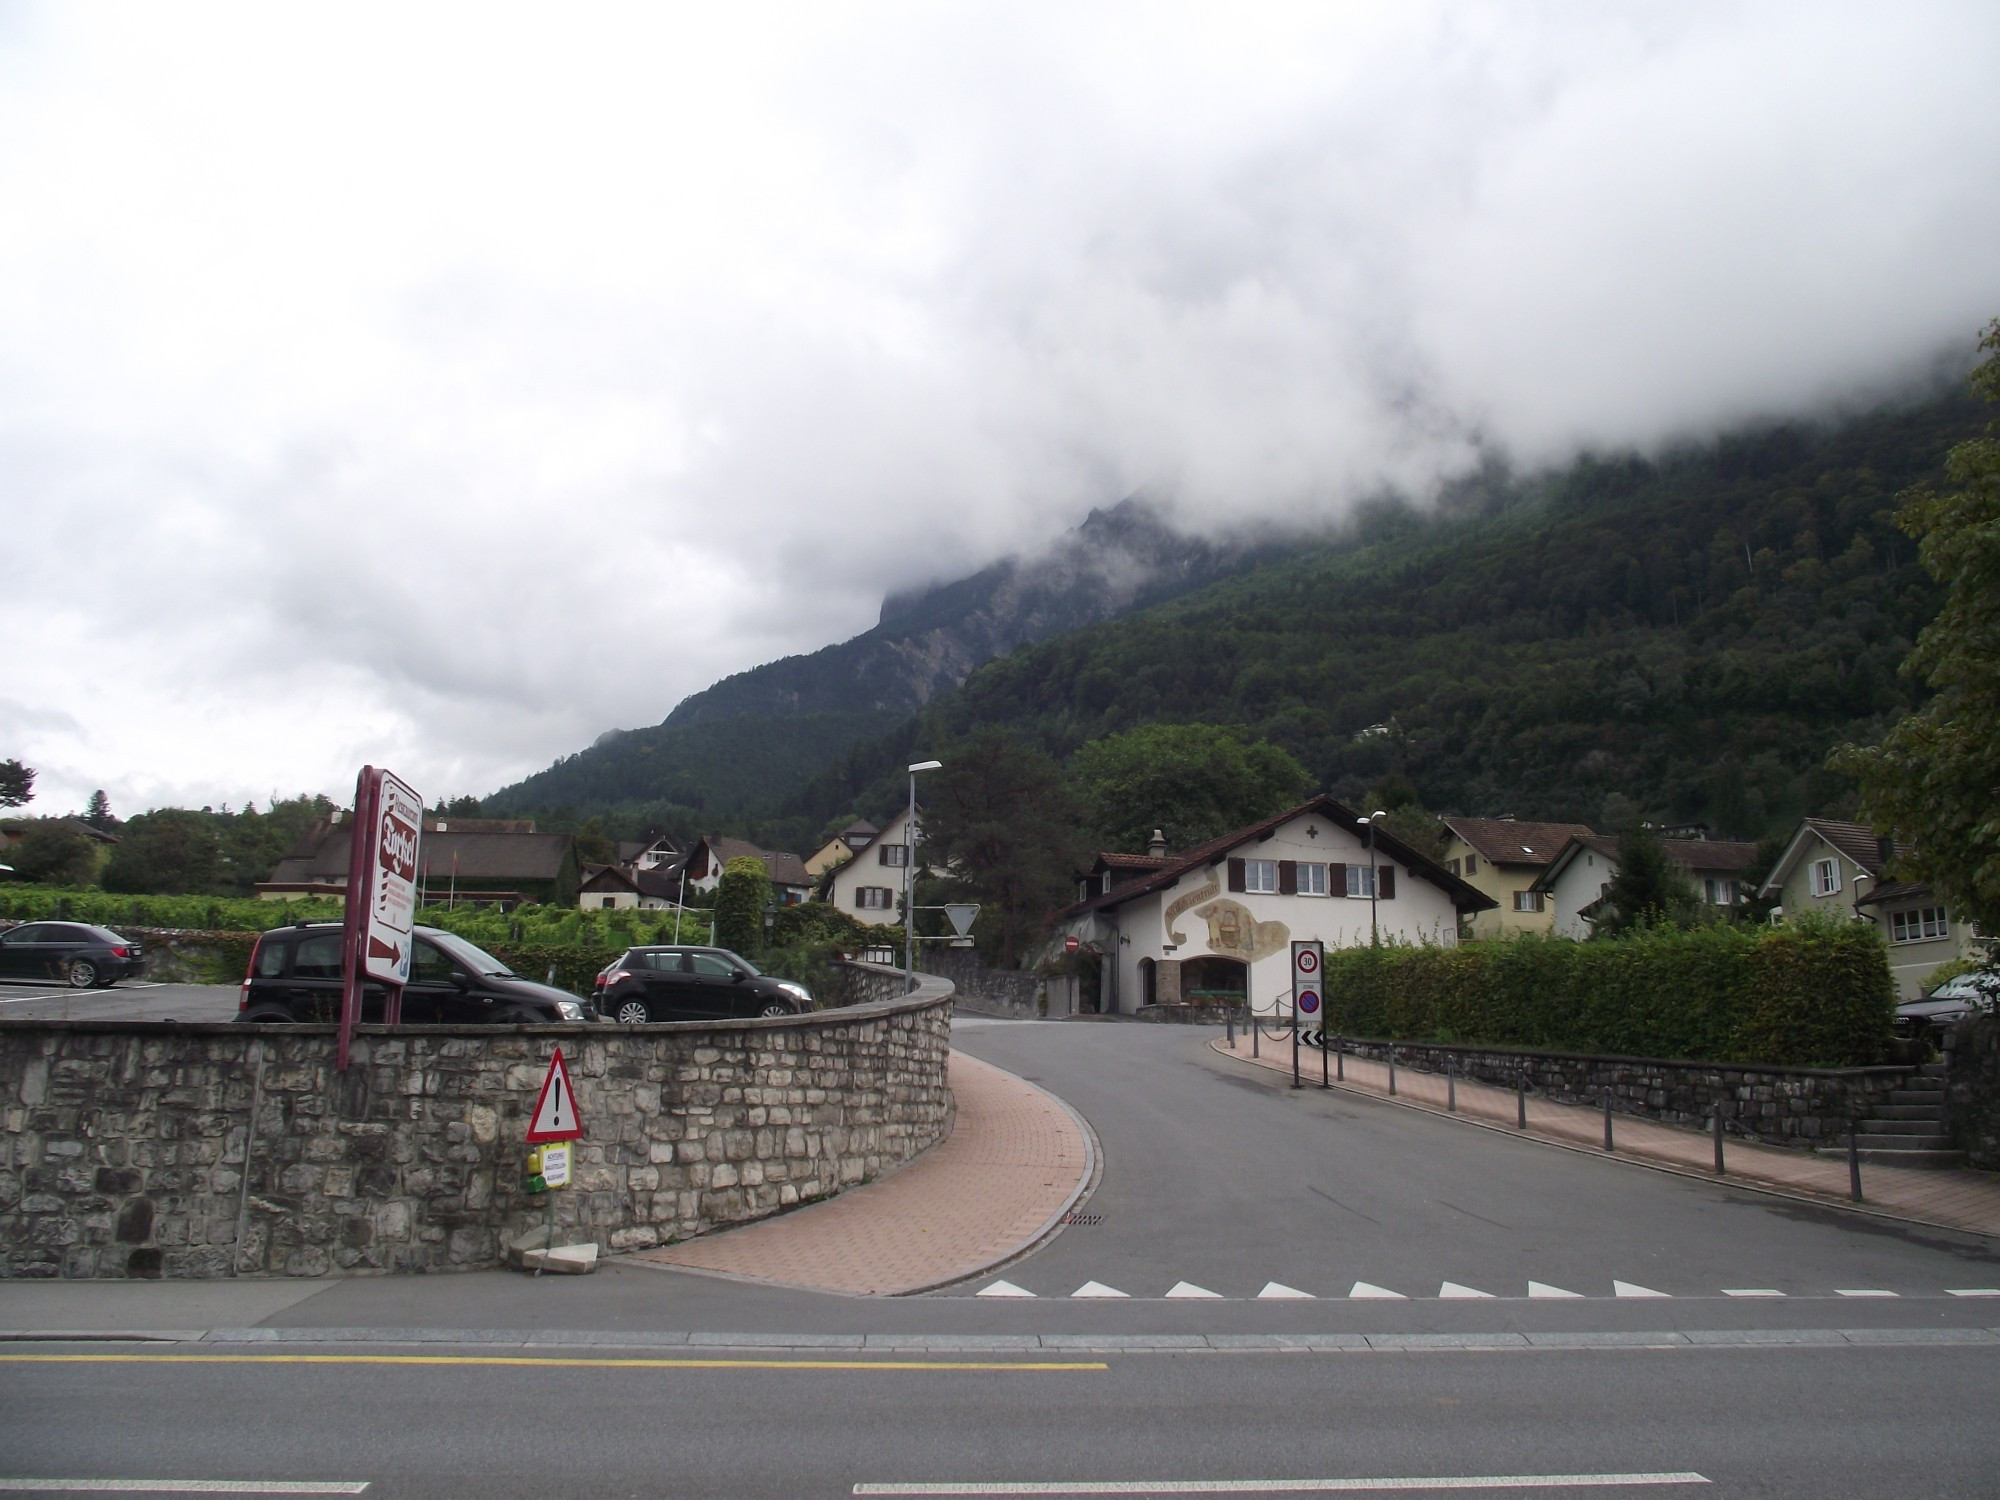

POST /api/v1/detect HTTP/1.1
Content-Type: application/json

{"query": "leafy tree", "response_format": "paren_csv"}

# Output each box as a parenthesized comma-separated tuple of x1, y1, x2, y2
(923, 730, 1088, 969)
(83, 791, 116, 831)
(1070, 724, 1313, 854)
(1833, 318, 2000, 935)
(714, 854, 772, 955)
(573, 817, 616, 866)
(1366, 773, 1448, 861)
(102, 810, 222, 895)
(0, 759, 32, 809)
(1594, 821, 1705, 935)
(8, 823, 98, 886)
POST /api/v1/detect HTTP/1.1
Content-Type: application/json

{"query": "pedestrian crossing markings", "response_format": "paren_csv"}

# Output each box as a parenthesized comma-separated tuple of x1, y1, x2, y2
(970, 1280, 2000, 1300)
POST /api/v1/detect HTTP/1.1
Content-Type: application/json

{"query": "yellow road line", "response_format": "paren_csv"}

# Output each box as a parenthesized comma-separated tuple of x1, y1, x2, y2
(0, 1353, 1104, 1372)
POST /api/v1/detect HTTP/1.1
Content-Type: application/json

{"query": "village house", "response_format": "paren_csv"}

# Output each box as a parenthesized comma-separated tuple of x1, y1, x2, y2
(1439, 816, 1597, 939)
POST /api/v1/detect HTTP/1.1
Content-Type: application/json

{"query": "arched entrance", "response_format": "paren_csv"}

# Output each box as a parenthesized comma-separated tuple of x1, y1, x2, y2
(1179, 954, 1248, 1006)
(1137, 957, 1157, 1008)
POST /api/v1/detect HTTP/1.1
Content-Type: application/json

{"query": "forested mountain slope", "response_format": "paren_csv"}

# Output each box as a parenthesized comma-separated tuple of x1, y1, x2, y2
(483, 500, 1256, 833)
(797, 389, 1978, 841)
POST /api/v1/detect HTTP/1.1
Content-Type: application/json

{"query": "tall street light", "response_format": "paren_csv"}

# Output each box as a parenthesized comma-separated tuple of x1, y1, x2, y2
(1357, 810, 1387, 946)
(906, 759, 943, 984)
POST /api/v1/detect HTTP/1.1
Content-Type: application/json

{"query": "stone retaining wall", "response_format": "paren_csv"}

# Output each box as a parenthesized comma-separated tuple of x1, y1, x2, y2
(0, 984, 953, 1280)
(1135, 1003, 1246, 1026)
(1335, 1037, 1912, 1148)
(1944, 1015, 2000, 1169)
(917, 950, 1080, 1019)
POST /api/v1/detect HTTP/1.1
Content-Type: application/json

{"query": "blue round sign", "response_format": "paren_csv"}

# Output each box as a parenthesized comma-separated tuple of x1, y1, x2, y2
(1297, 989, 1320, 1014)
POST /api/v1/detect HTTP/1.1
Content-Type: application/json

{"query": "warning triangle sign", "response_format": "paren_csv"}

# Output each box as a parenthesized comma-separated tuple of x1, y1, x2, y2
(525, 1048, 584, 1142)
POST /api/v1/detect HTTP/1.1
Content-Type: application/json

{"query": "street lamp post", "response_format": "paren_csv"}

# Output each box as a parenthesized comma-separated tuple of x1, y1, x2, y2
(905, 759, 943, 984)
(1357, 810, 1387, 946)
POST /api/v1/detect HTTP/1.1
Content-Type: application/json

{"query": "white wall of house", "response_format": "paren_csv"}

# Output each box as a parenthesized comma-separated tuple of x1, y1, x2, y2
(1082, 813, 1462, 1017)
(1542, 850, 1613, 940)
(822, 807, 916, 922)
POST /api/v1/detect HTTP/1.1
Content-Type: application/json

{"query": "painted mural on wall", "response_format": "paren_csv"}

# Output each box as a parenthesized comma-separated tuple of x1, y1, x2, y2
(1163, 873, 1221, 945)
(1193, 899, 1289, 962)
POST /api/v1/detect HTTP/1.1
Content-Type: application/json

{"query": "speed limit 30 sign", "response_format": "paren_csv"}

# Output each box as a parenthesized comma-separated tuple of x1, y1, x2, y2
(1290, 940, 1324, 1023)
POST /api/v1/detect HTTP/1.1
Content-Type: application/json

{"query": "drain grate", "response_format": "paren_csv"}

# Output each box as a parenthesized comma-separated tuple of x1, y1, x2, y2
(1061, 1213, 1104, 1227)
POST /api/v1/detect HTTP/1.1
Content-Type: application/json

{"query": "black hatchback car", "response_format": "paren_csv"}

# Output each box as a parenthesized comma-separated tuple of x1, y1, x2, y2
(236, 922, 598, 1025)
(0, 921, 145, 988)
(593, 945, 812, 1023)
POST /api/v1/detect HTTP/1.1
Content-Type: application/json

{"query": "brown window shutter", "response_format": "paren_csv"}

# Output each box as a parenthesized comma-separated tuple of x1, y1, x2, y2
(1227, 858, 1245, 892)
(1278, 860, 1297, 895)
(1330, 862, 1348, 895)
(878, 846, 889, 865)
(1379, 866, 1397, 900)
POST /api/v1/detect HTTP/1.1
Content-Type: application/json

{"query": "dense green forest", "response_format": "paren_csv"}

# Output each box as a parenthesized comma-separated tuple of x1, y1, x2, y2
(793, 389, 1979, 845)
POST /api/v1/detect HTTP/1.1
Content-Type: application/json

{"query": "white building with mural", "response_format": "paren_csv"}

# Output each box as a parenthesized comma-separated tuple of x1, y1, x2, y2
(1052, 796, 1494, 1017)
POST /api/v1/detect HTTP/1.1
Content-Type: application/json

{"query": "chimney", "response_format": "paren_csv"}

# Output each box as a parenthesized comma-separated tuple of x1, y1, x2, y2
(1876, 833, 1896, 872)
(1149, 829, 1167, 858)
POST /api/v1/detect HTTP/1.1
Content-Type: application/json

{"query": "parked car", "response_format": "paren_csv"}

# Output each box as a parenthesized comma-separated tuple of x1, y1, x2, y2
(593, 945, 812, 1023)
(1894, 968, 2000, 1042)
(0, 921, 144, 988)
(235, 922, 598, 1024)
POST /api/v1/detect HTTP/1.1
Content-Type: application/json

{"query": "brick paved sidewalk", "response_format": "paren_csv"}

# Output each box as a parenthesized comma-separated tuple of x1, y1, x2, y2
(628, 1050, 1093, 1295)
(1213, 1032, 2000, 1239)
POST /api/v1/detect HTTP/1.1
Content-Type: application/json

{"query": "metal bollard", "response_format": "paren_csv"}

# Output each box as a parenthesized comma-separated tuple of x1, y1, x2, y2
(1336, 1035, 1344, 1082)
(1388, 1045, 1397, 1096)
(1226, 1009, 1235, 1048)
(1712, 1111, 1726, 1175)
(1516, 1067, 1527, 1129)
(1603, 1092, 1613, 1152)
(1447, 1059, 1456, 1113)
(1848, 1128, 1864, 1202)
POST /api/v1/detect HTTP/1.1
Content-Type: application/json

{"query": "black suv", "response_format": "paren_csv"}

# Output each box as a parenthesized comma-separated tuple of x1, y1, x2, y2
(0, 922, 145, 988)
(593, 945, 813, 1023)
(236, 923, 598, 1025)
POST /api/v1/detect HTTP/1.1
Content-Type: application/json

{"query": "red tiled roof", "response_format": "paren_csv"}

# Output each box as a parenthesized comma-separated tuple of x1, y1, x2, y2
(1443, 817, 1598, 868)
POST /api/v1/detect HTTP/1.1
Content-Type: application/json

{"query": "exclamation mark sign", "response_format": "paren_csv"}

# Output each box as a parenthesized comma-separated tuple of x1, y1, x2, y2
(551, 1076, 564, 1130)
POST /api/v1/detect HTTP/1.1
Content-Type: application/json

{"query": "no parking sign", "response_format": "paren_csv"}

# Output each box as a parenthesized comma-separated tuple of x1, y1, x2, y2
(1290, 940, 1324, 1027)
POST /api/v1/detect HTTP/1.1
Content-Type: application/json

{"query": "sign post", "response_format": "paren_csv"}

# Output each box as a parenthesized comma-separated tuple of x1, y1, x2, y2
(1290, 940, 1324, 1092)
(336, 765, 422, 1071)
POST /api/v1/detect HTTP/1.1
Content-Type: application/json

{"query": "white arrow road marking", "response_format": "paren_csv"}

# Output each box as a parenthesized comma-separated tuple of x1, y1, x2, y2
(1527, 1282, 1583, 1299)
(1722, 1289, 1785, 1298)
(1165, 1282, 1221, 1298)
(1348, 1282, 1405, 1299)
(1438, 1283, 1494, 1299)
(1835, 1289, 1898, 1298)
(1071, 1281, 1128, 1298)
(1613, 1281, 1670, 1298)
(1258, 1282, 1314, 1299)
(976, 1281, 1035, 1298)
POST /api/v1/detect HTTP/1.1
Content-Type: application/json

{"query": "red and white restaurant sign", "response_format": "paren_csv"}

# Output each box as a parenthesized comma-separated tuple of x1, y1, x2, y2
(364, 770, 424, 984)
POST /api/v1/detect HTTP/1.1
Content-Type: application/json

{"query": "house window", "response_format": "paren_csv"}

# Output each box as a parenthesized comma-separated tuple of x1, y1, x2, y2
(1346, 865, 1376, 899)
(855, 886, 894, 911)
(1513, 890, 1544, 913)
(1244, 859, 1278, 894)
(1811, 858, 1840, 897)
(1298, 862, 1329, 896)
(879, 844, 909, 867)
(1704, 879, 1738, 906)
(1447, 857, 1461, 876)
(1890, 907, 1948, 943)
(1464, 854, 1478, 875)
(601, 896, 616, 909)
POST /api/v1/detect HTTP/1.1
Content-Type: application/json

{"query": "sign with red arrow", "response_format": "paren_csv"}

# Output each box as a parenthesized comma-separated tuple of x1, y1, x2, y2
(525, 1048, 585, 1143)
(362, 770, 422, 985)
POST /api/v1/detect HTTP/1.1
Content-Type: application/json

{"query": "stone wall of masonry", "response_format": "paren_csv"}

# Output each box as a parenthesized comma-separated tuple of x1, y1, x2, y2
(0, 985, 954, 1279)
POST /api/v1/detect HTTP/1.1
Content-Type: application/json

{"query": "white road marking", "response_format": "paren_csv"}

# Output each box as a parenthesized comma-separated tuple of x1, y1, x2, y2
(1165, 1282, 1221, 1299)
(1613, 1282, 1670, 1298)
(1947, 1289, 2000, 1297)
(0, 1483, 368, 1495)
(1835, 1290, 1898, 1298)
(855, 1473, 1711, 1494)
(1527, 1282, 1582, 1299)
(1071, 1281, 1128, 1298)
(977, 1281, 1035, 1298)
(1437, 1283, 1493, 1299)
(1257, 1282, 1313, 1300)
(1722, 1289, 1785, 1298)
(1347, 1282, 1405, 1300)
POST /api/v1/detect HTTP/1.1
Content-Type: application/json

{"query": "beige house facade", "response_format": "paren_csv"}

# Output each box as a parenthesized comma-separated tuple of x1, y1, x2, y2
(1439, 817, 1597, 939)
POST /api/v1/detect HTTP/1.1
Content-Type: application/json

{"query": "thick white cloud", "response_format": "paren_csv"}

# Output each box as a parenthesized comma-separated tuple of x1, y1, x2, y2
(2, 1, 1996, 816)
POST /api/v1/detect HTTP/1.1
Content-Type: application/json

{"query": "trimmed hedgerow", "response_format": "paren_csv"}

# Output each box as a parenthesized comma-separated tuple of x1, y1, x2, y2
(1322, 916, 1893, 1068)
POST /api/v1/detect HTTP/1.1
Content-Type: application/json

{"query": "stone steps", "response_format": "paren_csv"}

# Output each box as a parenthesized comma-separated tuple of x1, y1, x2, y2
(1821, 1065, 1966, 1169)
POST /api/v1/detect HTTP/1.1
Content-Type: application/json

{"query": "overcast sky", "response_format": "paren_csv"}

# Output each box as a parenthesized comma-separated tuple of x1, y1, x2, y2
(4, 2, 1996, 820)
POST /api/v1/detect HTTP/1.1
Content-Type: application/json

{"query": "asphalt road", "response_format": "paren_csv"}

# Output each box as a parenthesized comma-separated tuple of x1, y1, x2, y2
(3, 1013, 1999, 1497)
(0, 978, 238, 1022)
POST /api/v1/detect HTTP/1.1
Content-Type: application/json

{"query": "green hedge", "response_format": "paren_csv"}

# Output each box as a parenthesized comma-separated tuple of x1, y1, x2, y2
(1323, 918, 1895, 1068)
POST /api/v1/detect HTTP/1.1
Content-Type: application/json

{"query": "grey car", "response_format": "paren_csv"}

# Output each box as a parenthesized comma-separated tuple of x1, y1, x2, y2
(1894, 969, 2000, 1042)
